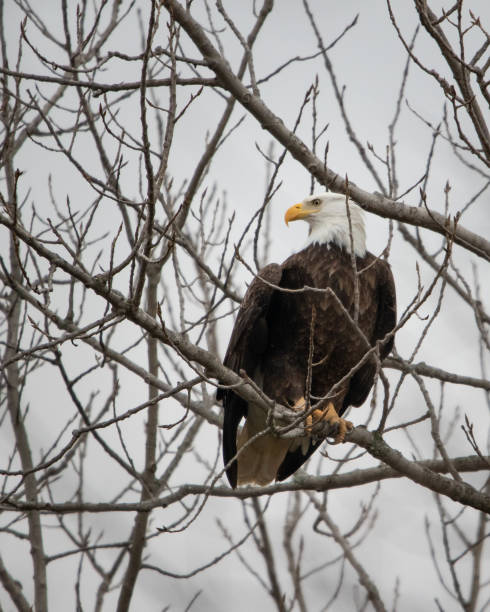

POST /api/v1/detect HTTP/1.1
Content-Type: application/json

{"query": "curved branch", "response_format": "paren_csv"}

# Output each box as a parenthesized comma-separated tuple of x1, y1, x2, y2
(349, 428, 490, 514)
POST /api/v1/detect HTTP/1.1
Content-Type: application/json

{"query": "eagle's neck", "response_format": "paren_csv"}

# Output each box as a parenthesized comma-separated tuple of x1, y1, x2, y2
(306, 210, 367, 258)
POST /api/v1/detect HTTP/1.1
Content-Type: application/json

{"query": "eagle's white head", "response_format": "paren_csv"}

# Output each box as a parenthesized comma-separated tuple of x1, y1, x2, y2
(284, 192, 366, 258)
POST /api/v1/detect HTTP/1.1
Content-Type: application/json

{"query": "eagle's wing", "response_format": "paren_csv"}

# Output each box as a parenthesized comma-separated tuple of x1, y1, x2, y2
(342, 258, 397, 409)
(372, 259, 397, 358)
(218, 263, 283, 488)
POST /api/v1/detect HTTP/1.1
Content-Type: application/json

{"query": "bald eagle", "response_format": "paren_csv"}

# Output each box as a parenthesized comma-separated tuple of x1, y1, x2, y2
(218, 193, 396, 488)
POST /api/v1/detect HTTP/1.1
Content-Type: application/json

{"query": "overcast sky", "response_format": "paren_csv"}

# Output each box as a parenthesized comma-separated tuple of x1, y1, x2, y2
(2, 1, 489, 610)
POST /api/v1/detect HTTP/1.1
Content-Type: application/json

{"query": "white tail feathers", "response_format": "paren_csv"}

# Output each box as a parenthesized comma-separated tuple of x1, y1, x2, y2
(236, 421, 291, 486)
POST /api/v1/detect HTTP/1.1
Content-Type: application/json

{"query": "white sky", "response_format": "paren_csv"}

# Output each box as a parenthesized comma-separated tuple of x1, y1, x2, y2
(1, 1, 489, 610)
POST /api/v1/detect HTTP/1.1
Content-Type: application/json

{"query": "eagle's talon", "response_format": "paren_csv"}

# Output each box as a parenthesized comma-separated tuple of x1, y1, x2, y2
(329, 418, 353, 444)
(305, 407, 327, 434)
(292, 398, 306, 412)
(306, 402, 353, 443)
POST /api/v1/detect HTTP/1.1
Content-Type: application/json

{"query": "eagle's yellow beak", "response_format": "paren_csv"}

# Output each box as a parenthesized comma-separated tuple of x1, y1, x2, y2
(285, 202, 312, 225)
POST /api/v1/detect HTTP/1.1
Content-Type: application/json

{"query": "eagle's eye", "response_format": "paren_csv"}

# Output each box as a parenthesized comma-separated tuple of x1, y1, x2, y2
(312, 198, 321, 207)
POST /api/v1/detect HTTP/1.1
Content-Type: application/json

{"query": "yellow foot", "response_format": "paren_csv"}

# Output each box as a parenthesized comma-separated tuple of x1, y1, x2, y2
(305, 402, 353, 444)
(291, 398, 306, 412)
